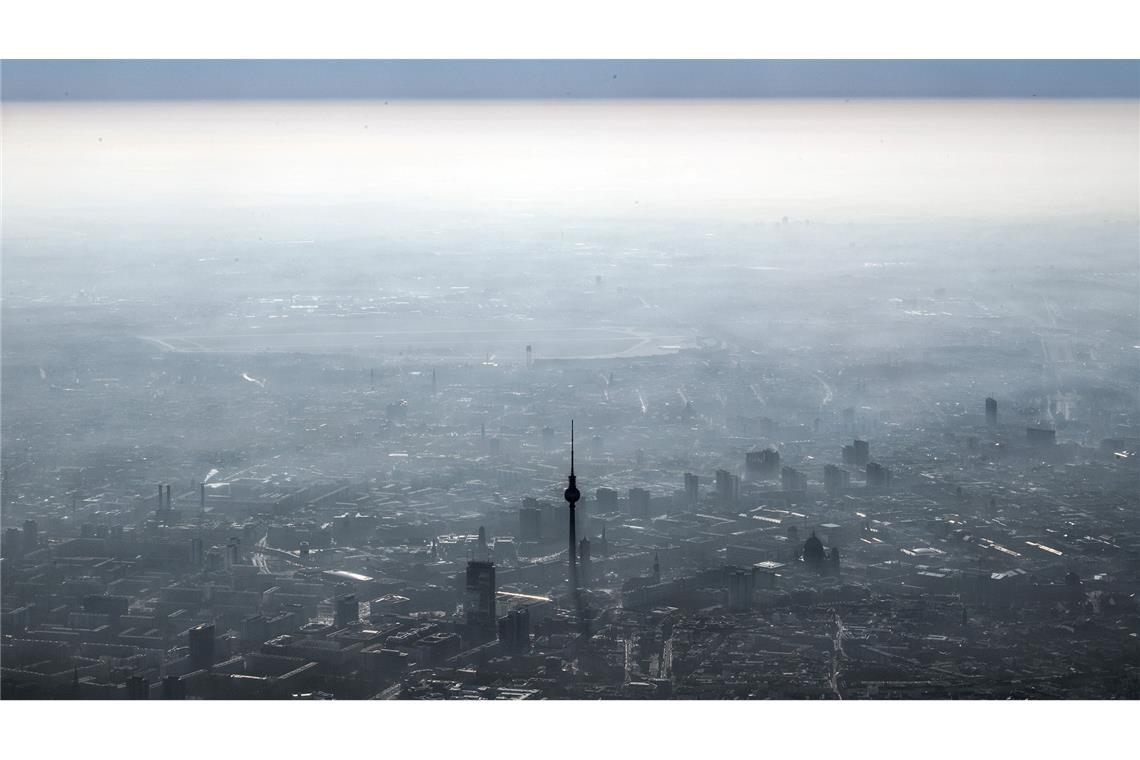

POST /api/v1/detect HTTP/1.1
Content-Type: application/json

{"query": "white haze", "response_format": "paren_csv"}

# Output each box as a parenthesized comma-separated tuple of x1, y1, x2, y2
(3, 99, 1137, 239)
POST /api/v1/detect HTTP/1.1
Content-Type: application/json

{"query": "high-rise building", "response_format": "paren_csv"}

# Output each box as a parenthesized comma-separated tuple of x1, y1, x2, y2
(190, 537, 204, 566)
(746, 449, 780, 480)
(866, 462, 892, 487)
(2, 527, 24, 559)
(334, 594, 359, 629)
(240, 614, 269, 646)
(781, 466, 807, 492)
(715, 470, 739, 503)
(853, 440, 870, 467)
(465, 560, 497, 631)
(628, 487, 651, 518)
(683, 473, 699, 506)
(188, 623, 216, 672)
(725, 566, 756, 611)
(1026, 427, 1056, 446)
(823, 465, 850, 497)
(21, 520, 38, 553)
(497, 607, 531, 653)
(985, 397, 998, 426)
(595, 487, 619, 512)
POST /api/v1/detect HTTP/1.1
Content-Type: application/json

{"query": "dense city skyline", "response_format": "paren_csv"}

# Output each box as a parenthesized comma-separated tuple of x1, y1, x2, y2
(2, 58, 1137, 709)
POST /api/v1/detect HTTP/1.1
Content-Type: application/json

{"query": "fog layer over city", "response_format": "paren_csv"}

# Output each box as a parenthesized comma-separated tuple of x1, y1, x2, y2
(2, 98, 1137, 700)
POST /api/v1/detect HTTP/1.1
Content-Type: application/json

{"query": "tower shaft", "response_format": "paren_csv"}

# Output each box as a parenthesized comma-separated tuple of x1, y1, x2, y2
(568, 504, 577, 590)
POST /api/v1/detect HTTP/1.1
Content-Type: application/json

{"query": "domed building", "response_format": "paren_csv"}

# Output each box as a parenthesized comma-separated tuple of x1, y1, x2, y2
(802, 531, 826, 570)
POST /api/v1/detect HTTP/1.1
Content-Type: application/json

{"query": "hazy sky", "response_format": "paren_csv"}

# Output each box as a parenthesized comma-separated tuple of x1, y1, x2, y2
(4, 99, 1136, 234)
(3, 60, 1138, 100)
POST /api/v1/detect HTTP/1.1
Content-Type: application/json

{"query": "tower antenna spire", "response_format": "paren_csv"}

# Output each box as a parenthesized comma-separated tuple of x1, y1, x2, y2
(570, 419, 575, 476)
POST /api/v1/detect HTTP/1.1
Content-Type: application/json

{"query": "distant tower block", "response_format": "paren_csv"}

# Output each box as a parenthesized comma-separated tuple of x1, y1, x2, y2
(465, 560, 497, 632)
(684, 473, 699, 505)
(431, 368, 437, 396)
(985, 397, 997, 426)
(526, 344, 533, 369)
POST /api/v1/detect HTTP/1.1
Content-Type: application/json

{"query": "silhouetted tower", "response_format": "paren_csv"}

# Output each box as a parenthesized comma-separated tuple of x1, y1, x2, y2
(21, 519, 38, 552)
(564, 420, 580, 593)
(684, 473, 699, 506)
(188, 623, 216, 671)
(526, 344, 533, 369)
(431, 368, 437, 396)
(334, 594, 358, 629)
(985, 397, 997, 426)
(653, 551, 661, 583)
(465, 560, 496, 633)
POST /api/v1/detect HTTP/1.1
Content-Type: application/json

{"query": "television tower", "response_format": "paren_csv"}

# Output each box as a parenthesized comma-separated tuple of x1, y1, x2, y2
(564, 420, 580, 593)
